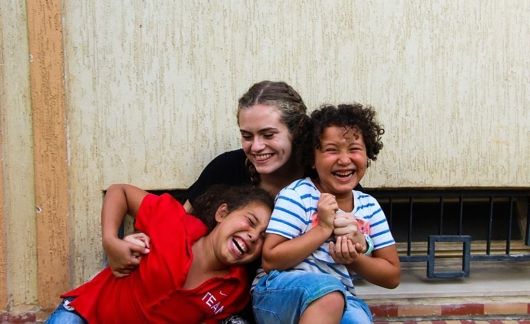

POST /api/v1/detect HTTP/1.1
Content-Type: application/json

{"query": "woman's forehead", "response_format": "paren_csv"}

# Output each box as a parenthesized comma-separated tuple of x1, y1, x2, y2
(238, 105, 285, 129)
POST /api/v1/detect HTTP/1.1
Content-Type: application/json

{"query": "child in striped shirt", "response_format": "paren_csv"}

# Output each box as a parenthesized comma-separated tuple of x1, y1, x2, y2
(252, 103, 401, 324)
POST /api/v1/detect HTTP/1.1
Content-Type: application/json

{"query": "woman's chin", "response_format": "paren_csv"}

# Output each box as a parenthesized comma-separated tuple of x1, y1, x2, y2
(254, 163, 280, 175)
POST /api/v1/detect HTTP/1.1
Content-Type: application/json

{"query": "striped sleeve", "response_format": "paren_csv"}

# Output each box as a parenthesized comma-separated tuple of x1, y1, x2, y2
(266, 187, 311, 239)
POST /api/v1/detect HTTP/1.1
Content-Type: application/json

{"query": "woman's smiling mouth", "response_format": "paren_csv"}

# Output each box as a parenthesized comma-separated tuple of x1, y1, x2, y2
(253, 153, 274, 162)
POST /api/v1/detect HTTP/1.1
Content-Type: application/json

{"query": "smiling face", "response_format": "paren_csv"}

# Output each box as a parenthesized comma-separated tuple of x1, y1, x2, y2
(314, 126, 368, 199)
(238, 104, 293, 176)
(212, 201, 272, 265)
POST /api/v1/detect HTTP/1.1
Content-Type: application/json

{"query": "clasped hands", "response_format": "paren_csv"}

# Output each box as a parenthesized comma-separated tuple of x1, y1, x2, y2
(317, 193, 367, 265)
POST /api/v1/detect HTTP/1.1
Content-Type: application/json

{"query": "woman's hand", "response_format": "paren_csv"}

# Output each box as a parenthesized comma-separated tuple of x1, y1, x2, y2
(103, 233, 150, 277)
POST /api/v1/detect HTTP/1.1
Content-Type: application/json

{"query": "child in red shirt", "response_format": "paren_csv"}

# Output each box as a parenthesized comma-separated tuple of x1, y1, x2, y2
(46, 184, 273, 324)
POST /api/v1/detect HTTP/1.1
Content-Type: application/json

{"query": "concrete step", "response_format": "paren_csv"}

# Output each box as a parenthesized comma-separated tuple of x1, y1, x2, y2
(357, 260, 530, 319)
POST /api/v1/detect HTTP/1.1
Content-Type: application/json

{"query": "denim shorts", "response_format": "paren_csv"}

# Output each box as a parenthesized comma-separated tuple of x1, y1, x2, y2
(46, 298, 87, 324)
(252, 270, 372, 324)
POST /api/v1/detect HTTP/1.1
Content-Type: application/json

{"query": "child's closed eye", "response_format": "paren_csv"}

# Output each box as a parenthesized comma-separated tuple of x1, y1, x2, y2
(247, 216, 257, 227)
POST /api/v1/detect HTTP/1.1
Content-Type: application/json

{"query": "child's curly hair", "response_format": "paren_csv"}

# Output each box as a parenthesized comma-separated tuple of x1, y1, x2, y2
(305, 103, 384, 171)
(192, 184, 274, 232)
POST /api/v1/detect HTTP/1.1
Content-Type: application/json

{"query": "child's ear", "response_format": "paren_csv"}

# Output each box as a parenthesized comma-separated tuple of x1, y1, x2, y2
(214, 203, 230, 223)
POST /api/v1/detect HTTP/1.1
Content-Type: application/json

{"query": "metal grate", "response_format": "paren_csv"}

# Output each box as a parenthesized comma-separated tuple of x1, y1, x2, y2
(365, 188, 530, 265)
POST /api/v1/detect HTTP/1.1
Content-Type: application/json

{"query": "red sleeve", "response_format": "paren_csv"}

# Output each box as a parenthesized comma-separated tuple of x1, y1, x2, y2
(135, 193, 207, 240)
(134, 193, 186, 234)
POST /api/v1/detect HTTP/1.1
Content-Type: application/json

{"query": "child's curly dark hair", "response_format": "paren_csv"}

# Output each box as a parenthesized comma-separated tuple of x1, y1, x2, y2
(192, 184, 274, 232)
(304, 103, 384, 171)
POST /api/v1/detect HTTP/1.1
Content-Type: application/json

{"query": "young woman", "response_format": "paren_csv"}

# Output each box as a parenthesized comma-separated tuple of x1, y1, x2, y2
(186, 80, 311, 210)
(46, 184, 274, 324)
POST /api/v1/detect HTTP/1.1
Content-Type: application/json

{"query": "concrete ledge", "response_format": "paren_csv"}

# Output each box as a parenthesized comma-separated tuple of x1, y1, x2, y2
(358, 260, 530, 319)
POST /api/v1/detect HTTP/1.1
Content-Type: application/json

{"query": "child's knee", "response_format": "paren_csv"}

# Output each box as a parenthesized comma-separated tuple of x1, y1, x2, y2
(313, 291, 345, 314)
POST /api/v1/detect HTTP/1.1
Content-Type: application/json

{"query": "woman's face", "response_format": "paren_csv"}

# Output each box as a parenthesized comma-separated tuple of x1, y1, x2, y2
(314, 126, 368, 199)
(238, 104, 293, 175)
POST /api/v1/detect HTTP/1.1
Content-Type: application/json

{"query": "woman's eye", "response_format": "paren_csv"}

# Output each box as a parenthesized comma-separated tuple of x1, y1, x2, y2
(263, 133, 274, 139)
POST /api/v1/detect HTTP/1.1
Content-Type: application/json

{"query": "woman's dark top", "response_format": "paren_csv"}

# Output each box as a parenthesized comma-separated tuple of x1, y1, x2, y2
(187, 149, 251, 205)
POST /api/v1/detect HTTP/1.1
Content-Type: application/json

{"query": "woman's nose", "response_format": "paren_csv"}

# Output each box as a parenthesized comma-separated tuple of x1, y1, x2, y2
(251, 138, 265, 151)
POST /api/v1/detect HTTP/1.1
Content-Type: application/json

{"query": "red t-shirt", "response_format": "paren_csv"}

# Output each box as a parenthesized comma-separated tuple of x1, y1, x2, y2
(62, 194, 249, 323)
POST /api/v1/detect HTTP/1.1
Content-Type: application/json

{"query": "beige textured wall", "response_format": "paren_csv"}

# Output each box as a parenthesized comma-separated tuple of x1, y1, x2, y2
(0, 0, 37, 311)
(1, 0, 528, 308)
(62, 1, 530, 284)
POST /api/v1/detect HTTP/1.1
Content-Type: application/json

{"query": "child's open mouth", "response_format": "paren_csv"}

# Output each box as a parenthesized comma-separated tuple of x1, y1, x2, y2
(332, 170, 354, 178)
(232, 237, 247, 255)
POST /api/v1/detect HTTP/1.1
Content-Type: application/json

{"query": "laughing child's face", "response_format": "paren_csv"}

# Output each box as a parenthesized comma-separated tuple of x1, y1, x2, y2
(210, 201, 272, 265)
(314, 125, 368, 199)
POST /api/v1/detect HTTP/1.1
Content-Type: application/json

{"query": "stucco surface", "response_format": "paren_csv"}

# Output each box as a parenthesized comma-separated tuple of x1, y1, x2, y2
(61, 0, 530, 284)
(66, 1, 530, 188)
(0, 0, 37, 310)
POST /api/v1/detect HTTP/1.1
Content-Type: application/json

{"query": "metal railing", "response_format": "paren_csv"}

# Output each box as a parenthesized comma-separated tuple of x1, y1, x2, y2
(366, 188, 530, 267)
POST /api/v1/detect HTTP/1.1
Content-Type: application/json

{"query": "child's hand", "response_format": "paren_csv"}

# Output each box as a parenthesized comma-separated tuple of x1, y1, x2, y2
(317, 193, 338, 231)
(329, 235, 362, 264)
(333, 214, 359, 236)
(333, 216, 366, 252)
(124, 232, 151, 257)
(104, 233, 150, 277)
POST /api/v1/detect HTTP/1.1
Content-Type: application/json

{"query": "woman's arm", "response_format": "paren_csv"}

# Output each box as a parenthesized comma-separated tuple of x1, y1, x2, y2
(101, 184, 150, 277)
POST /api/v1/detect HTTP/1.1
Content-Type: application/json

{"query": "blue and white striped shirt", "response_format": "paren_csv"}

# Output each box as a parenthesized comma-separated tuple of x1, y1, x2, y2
(253, 177, 395, 295)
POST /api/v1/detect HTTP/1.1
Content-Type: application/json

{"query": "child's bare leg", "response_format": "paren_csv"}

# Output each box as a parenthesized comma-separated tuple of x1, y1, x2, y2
(299, 291, 344, 324)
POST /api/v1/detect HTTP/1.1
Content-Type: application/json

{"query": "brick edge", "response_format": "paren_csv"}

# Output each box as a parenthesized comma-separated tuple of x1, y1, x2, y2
(371, 302, 530, 318)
